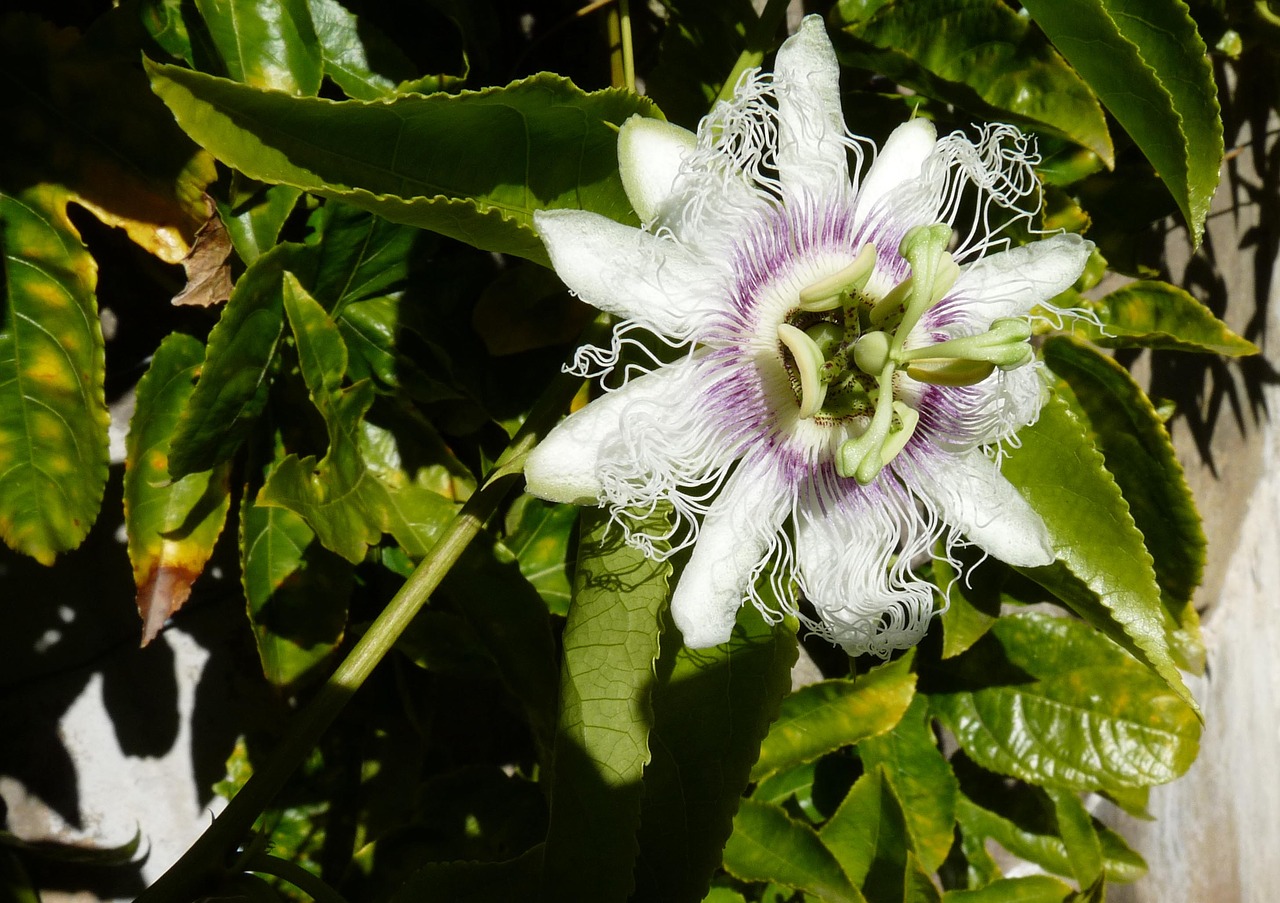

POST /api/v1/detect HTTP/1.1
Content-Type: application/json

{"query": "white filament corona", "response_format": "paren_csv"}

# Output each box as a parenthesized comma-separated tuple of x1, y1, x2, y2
(524, 16, 1092, 656)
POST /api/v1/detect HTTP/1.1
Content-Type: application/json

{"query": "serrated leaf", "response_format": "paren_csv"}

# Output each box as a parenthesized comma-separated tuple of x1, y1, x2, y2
(752, 656, 916, 782)
(307, 0, 430, 99)
(831, 0, 1112, 163)
(634, 601, 798, 903)
(240, 492, 352, 688)
(0, 12, 215, 262)
(905, 852, 943, 903)
(146, 61, 659, 263)
(168, 242, 311, 477)
(1070, 280, 1256, 355)
(1045, 336, 1206, 673)
(955, 795, 1146, 885)
(1002, 393, 1194, 710)
(504, 494, 576, 615)
(539, 507, 670, 902)
(819, 767, 908, 898)
(941, 875, 1073, 903)
(931, 613, 1200, 793)
(258, 274, 388, 562)
(857, 694, 958, 872)
(217, 180, 302, 264)
(724, 799, 865, 903)
(1020, 0, 1223, 244)
(125, 333, 232, 644)
(0, 186, 109, 564)
(1045, 788, 1103, 888)
(195, 0, 322, 95)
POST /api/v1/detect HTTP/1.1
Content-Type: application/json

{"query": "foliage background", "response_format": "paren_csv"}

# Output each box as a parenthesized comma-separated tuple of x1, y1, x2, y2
(0, 0, 1271, 901)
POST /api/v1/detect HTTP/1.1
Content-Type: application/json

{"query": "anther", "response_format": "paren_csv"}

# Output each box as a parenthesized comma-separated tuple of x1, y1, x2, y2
(798, 244, 878, 311)
(779, 323, 828, 419)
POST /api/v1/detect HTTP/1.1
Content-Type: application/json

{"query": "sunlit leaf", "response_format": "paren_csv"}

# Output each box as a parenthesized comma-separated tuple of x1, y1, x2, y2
(819, 767, 909, 898)
(941, 875, 1073, 903)
(1020, 0, 1222, 244)
(857, 694, 958, 872)
(540, 507, 670, 902)
(125, 333, 232, 644)
(258, 274, 388, 562)
(168, 242, 310, 478)
(955, 794, 1146, 885)
(0, 12, 214, 263)
(635, 601, 798, 902)
(1046, 336, 1207, 673)
(195, 0, 323, 95)
(1046, 787, 1103, 888)
(146, 62, 659, 263)
(0, 186, 109, 564)
(931, 613, 1200, 793)
(723, 799, 865, 903)
(1002, 394, 1194, 710)
(752, 655, 916, 782)
(307, 0, 436, 99)
(831, 0, 1112, 163)
(217, 179, 303, 264)
(1069, 280, 1256, 356)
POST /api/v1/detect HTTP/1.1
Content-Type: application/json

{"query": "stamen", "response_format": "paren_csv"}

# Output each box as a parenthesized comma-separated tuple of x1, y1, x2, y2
(878, 401, 920, 467)
(899, 317, 1034, 369)
(798, 244, 878, 311)
(904, 358, 997, 386)
(779, 323, 828, 419)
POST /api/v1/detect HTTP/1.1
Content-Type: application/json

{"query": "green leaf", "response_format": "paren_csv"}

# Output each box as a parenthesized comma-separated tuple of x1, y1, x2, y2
(857, 694, 959, 872)
(539, 507, 670, 902)
(1002, 393, 1194, 710)
(1045, 788, 1103, 888)
(217, 179, 302, 264)
(941, 875, 1073, 903)
(1019, 0, 1223, 244)
(195, 0, 322, 95)
(752, 656, 917, 782)
(1045, 336, 1206, 672)
(931, 613, 1201, 793)
(0, 186, 109, 564)
(0, 850, 36, 903)
(307, 0, 431, 99)
(125, 333, 232, 644)
(258, 273, 389, 562)
(634, 600, 798, 903)
(305, 201, 418, 316)
(504, 494, 576, 615)
(937, 551, 1004, 659)
(905, 852, 944, 903)
(644, 0, 757, 128)
(955, 795, 1146, 885)
(240, 491, 352, 688)
(831, 0, 1112, 164)
(168, 243, 311, 477)
(819, 767, 908, 898)
(387, 846, 542, 903)
(1069, 280, 1257, 355)
(146, 62, 659, 263)
(724, 799, 865, 903)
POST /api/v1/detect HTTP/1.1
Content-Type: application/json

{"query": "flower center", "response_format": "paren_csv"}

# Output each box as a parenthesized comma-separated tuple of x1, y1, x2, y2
(777, 223, 1035, 485)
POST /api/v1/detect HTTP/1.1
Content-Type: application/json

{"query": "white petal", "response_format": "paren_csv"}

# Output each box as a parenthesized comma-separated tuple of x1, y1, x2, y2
(795, 477, 939, 656)
(774, 16, 849, 199)
(912, 448, 1054, 567)
(671, 457, 791, 648)
(618, 116, 697, 224)
(534, 209, 720, 339)
(853, 118, 937, 227)
(941, 233, 1093, 329)
(524, 363, 701, 506)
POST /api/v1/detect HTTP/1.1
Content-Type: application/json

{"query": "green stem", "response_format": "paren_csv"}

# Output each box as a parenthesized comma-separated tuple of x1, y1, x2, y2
(244, 853, 349, 903)
(714, 0, 792, 104)
(137, 317, 609, 902)
(607, 0, 636, 92)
